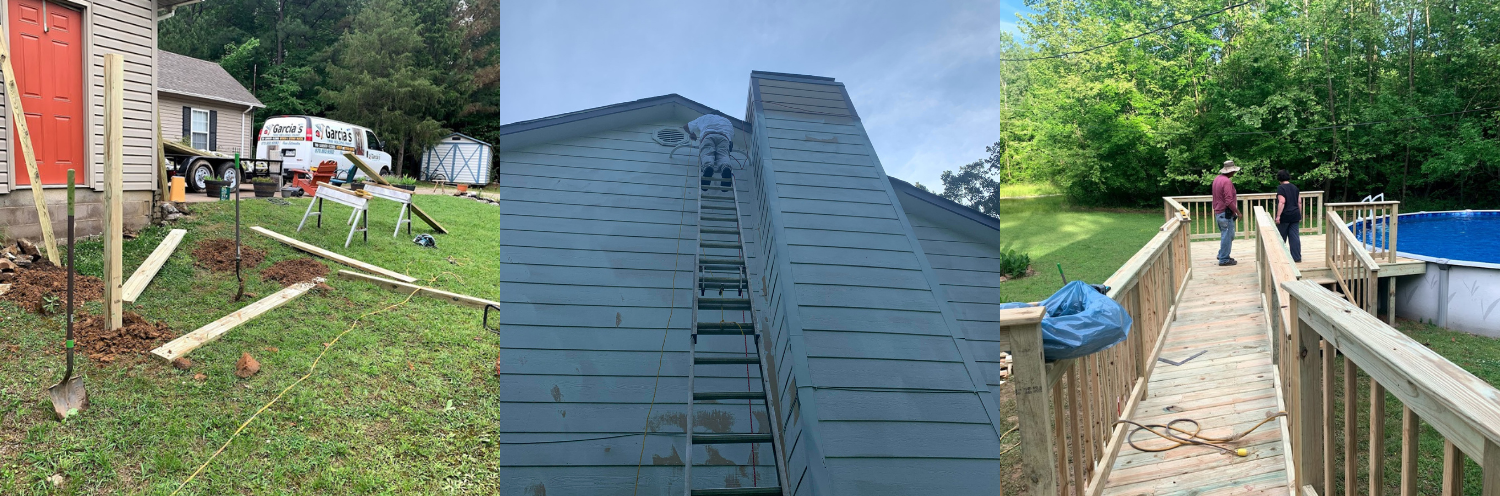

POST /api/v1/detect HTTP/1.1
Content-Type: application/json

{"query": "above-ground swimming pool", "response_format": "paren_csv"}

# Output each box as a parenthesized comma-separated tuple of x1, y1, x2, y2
(1382, 211, 1500, 335)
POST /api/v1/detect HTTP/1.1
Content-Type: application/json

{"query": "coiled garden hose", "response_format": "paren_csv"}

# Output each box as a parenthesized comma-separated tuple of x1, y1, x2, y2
(1114, 411, 1287, 457)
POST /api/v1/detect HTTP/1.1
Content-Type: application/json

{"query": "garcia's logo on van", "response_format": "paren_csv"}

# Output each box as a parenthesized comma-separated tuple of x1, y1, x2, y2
(313, 124, 355, 144)
(268, 123, 303, 135)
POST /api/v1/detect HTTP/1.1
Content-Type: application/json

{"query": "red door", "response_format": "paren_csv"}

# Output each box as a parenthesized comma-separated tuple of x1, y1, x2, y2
(10, 0, 82, 186)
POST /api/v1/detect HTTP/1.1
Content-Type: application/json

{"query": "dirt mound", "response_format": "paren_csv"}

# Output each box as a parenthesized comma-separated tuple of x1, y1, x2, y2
(73, 311, 174, 363)
(192, 238, 265, 272)
(261, 258, 328, 286)
(0, 259, 104, 313)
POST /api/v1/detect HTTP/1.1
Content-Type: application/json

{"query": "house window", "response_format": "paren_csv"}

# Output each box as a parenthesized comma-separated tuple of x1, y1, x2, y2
(190, 109, 210, 150)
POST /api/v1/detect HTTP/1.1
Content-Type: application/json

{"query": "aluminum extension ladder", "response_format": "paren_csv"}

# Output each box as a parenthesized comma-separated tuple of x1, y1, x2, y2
(684, 173, 789, 496)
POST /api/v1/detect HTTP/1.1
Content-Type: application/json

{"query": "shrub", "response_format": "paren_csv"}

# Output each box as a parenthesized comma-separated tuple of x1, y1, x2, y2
(251, 176, 277, 184)
(1000, 249, 1031, 279)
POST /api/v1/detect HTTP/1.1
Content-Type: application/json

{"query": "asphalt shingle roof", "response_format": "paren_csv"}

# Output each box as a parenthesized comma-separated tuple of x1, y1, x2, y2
(157, 50, 263, 108)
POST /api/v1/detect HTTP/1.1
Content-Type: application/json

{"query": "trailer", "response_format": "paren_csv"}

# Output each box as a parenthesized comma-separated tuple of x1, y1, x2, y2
(163, 141, 283, 192)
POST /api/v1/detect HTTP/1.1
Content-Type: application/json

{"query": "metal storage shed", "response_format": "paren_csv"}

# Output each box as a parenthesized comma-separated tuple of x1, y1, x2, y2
(421, 132, 493, 184)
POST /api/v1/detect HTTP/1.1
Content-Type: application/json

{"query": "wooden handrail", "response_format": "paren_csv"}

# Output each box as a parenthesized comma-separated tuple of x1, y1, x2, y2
(1325, 211, 1380, 271)
(1003, 214, 1194, 495)
(1165, 191, 1325, 241)
(1282, 279, 1500, 492)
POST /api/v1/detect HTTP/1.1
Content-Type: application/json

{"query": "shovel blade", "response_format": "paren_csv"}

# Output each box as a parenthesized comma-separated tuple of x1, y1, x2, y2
(47, 376, 87, 420)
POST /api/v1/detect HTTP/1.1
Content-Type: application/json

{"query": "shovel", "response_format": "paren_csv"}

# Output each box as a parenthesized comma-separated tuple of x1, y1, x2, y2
(48, 169, 86, 420)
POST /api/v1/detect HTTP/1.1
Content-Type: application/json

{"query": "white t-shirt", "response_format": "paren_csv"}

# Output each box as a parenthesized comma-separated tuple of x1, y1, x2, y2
(687, 114, 733, 140)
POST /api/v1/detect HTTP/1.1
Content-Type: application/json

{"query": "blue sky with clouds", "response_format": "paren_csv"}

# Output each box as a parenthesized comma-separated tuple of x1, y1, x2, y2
(501, 0, 1033, 191)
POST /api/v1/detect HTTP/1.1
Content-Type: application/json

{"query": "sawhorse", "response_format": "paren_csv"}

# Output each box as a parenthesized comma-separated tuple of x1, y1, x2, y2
(363, 183, 416, 237)
(296, 182, 369, 248)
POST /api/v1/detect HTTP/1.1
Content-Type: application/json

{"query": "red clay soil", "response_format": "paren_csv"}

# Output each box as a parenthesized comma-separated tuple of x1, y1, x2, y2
(0, 259, 104, 314)
(72, 311, 175, 363)
(192, 238, 265, 272)
(261, 258, 329, 286)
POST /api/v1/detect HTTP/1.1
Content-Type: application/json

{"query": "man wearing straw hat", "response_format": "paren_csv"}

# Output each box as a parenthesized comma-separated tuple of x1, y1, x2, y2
(1212, 160, 1242, 266)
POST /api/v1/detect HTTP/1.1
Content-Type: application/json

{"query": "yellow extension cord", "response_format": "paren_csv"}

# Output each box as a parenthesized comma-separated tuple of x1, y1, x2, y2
(1115, 411, 1287, 457)
(170, 288, 421, 495)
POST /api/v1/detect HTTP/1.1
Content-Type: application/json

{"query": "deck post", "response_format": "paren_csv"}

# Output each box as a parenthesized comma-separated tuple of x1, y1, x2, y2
(1291, 296, 1325, 491)
(1004, 309, 1058, 495)
(1387, 278, 1397, 325)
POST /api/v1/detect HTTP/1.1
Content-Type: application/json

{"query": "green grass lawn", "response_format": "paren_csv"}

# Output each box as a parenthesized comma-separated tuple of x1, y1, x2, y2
(0, 195, 498, 494)
(999, 182, 1061, 198)
(1000, 196, 1164, 303)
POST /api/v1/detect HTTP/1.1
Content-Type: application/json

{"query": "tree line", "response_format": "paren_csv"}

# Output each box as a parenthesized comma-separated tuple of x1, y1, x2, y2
(942, 0, 1500, 210)
(160, 0, 496, 178)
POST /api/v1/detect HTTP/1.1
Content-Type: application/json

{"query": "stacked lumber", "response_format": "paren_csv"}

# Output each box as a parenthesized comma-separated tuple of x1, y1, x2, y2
(999, 352, 1013, 381)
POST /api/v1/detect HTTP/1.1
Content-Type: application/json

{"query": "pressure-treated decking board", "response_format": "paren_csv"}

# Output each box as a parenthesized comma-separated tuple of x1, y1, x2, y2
(150, 279, 323, 361)
(250, 226, 417, 283)
(1101, 244, 1293, 495)
(121, 229, 187, 304)
(335, 270, 498, 309)
(344, 153, 448, 234)
(1208, 234, 1427, 278)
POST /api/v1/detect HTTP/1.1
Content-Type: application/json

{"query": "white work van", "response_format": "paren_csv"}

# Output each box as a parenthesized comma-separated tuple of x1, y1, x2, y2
(255, 116, 393, 182)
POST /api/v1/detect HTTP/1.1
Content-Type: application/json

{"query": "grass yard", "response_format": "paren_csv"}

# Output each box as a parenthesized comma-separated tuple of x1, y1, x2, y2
(999, 196, 1164, 303)
(999, 182, 1061, 198)
(0, 194, 498, 494)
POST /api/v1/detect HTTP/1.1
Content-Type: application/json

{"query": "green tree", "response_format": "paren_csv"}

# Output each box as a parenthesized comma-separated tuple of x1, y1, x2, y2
(322, 0, 447, 177)
(939, 140, 1002, 217)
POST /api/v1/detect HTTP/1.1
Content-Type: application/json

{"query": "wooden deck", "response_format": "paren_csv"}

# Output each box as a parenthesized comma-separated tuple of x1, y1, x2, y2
(1100, 237, 1292, 495)
(1245, 234, 1427, 284)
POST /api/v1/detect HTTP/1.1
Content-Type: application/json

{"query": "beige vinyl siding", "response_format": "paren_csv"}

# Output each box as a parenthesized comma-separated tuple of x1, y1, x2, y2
(87, 0, 156, 192)
(158, 93, 254, 156)
(0, 0, 156, 194)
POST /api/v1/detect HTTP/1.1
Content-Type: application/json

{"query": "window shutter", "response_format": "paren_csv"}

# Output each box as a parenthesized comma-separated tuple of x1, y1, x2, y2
(209, 110, 218, 151)
(181, 107, 190, 140)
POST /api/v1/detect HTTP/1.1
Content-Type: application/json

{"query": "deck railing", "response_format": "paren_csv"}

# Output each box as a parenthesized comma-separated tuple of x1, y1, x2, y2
(1280, 279, 1500, 495)
(1324, 211, 1379, 314)
(1326, 201, 1400, 264)
(1165, 191, 1324, 240)
(1000, 214, 1192, 495)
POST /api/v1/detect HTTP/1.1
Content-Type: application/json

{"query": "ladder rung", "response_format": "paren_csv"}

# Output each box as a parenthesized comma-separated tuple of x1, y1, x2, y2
(701, 214, 739, 223)
(702, 194, 736, 202)
(697, 322, 755, 333)
(692, 488, 782, 496)
(701, 242, 742, 249)
(701, 204, 737, 211)
(700, 276, 746, 283)
(699, 257, 744, 265)
(694, 391, 766, 401)
(695, 356, 760, 365)
(701, 228, 740, 235)
(692, 433, 774, 444)
(699, 299, 751, 310)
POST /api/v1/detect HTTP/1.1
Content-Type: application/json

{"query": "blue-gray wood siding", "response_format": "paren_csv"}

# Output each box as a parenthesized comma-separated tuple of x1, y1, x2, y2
(902, 208, 1002, 402)
(500, 121, 779, 495)
(746, 74, 1001, 494)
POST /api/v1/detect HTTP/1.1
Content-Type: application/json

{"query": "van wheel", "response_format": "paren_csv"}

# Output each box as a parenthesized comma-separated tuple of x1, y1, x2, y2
(187, 160, 215, 192)
(379, 167, 391, 177)
(216, 162, 241, 192)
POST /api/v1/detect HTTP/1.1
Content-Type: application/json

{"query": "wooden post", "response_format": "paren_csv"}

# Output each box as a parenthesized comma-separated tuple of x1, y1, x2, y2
(0, 25, 59, 265)
(1003, 307, 1057, 495)
(1370, 381, 1387, 496)
(1388, 278, 1397, 326)
(1483, 440, 1500, 496)
(102, 54, 125, 330)
(1442, 439, 1464, 496)
(1292, 297, 1325, 491)
(1401, 406, 1419, 496)
(157, 127, 171, 203)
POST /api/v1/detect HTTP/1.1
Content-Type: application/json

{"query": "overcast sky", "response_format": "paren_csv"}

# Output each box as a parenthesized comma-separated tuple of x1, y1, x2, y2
(501, 0, 1032, 192)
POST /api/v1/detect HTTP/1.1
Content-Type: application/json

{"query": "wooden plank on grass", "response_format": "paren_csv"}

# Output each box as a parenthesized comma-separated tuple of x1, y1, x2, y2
(336, 270, 498, 309)
(122, 229, 187, 304)
(251, 226, 417, 283)
(150, 279, 322, 361)
(344, 153, 448, 234)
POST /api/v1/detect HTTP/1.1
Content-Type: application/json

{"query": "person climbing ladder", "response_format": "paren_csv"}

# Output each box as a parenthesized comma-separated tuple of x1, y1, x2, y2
(683, 114, 734, 192)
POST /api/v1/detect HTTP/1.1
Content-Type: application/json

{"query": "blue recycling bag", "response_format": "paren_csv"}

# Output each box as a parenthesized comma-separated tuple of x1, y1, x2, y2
(1000, 281, 1132, 361)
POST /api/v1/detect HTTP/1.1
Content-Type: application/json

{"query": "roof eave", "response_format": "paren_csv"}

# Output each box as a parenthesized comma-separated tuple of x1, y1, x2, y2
(888, 176, 998, 232)
(157, 88, 263, 109)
